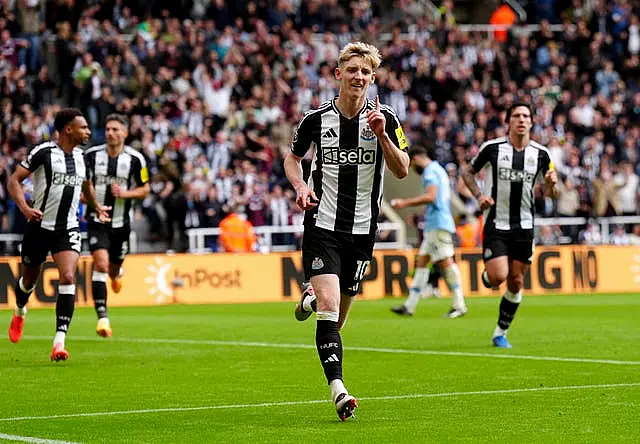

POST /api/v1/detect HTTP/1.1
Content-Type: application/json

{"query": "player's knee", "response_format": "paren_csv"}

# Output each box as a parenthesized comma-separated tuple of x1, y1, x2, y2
(507, 273, 524, 292)
(487, 269, 507, 284)
(59, 271, 75, 284)
(94, 261, 108, 273)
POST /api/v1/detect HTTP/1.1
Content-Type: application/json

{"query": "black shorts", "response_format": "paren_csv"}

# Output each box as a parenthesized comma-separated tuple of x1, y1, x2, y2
(483, 225, 535, 265)
(88, 221, 130, 265)
(302, 226, 375, 296)
(21, 223, 81, 268)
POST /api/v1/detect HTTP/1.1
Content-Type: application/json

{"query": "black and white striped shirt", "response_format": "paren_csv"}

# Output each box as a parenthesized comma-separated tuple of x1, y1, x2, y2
(470, 137, 552, 231)
(291, 97, 408, 235)
(85, 145, 148, 229)
(20, 141, 87, 231)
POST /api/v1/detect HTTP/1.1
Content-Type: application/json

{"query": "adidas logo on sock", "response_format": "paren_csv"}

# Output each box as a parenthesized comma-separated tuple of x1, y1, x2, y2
(323, 353, 339, 363)
(322, 128, 338, 139)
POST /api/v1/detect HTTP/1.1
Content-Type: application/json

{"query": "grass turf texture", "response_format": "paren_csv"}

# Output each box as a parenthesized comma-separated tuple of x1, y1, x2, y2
(1, 294, 638, 443)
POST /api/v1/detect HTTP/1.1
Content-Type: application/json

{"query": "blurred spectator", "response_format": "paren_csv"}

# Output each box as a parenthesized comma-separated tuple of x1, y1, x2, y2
(616, 160, 639, 217)
(610, 224, 630, 245)
(535, 224, 561, 245)
(455, 214, 479, 248)
(592, 164, 626, 217)
(218, 204, 256, 253)
(579, 220, 603, 245)
(629, 224, 640, 245)
(0, 0, 638, 255)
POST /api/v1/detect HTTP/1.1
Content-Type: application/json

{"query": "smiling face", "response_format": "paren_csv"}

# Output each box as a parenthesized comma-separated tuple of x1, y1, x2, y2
(335, 55, 375, 102)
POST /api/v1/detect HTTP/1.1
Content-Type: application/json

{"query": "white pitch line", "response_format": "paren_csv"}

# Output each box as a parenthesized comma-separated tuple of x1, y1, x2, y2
(1, 383, 638, 423)
(0, 433, 79, 444)
(23, 336, 640, 366)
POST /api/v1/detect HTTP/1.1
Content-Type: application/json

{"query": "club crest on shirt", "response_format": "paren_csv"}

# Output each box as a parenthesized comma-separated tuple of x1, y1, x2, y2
(360, 126, 376, 142)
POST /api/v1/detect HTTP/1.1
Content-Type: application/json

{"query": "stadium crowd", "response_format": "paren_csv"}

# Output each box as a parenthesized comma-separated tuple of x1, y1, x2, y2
(0, 0, 639, 253)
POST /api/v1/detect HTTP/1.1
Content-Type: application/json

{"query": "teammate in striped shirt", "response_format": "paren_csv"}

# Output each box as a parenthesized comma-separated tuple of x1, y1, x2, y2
(461, 103, 558, 349)
(7, 108, 110, 361)
(84, 114, 150, 338)
(285, 42, 409, 421)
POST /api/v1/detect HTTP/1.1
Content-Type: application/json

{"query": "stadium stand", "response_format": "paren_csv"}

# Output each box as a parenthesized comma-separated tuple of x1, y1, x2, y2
(0, 0, 638, 255)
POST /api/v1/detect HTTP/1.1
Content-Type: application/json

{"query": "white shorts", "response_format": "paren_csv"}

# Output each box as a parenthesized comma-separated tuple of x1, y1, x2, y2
(418, 229, 455, 263)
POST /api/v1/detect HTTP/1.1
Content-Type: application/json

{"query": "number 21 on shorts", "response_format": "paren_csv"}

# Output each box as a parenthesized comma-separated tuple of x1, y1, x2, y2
(69, 231, 81, 252)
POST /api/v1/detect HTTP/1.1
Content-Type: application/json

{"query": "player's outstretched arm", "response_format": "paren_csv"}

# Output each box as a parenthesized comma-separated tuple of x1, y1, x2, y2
(390, 185, 438, 209)
(8, 165, 42, 222)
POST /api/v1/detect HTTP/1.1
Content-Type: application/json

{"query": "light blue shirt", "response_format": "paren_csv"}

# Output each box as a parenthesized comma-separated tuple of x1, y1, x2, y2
(423, 161, 455, 234)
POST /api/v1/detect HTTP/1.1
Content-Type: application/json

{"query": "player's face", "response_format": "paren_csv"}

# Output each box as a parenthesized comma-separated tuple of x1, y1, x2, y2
(410, 155, 426, 175)
(105, 120, 128, 148)
(508, 106, 532, 137)
(335, 56, 375, 101)
(69, 116, 91, 145)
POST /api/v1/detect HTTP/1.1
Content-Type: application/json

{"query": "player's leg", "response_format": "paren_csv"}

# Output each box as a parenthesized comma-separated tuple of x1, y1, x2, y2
(301, 227, 357, 421)
(89, 222, 112, 336)
(294, 279, 317, 321)
(50, 249, 79, 361)
(313, 272, 357, 421)
(481, 226, 509, 288)
(49, 229, 82, 361)
(108, 227, 129, 294)
(9, 225, 47, 343)
(427, 230, 466, 318)
(391, 249, 430, 316)
(492, 259, 529, 348)
(437, 258, 467, 318)
(422, 263, 441, 298)
(493, 231, 534, 348)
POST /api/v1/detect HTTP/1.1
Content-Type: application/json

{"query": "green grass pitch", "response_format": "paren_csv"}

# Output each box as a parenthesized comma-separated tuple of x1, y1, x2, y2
(1, 294, 639, 443)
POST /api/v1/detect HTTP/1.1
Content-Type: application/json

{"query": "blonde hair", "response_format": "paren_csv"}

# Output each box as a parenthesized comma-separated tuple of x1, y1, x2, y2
(338, 41, 381, 69)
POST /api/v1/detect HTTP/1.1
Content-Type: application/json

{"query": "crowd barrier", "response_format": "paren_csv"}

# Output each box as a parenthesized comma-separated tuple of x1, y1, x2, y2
(0, 245, 638, 308)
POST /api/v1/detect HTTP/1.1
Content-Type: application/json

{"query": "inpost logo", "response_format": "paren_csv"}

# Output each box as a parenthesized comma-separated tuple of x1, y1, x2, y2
(145, 257, 176, 303)
(144, 257, 242, 303)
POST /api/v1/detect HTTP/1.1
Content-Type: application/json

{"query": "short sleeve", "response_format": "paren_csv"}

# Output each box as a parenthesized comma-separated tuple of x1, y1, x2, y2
(132, 155, 149, 186)
(290, 112, 315, 157)
(382, 107, 409, 152)
(21, 145, 49, 172)
(84, 151, 94, 180)
(470, 142, 493, 172)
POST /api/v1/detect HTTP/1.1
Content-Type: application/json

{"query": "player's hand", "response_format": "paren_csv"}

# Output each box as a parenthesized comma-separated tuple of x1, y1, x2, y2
(96, 205, 112, 223)
(23, 207, 43, 223)
(295, 185, 319, 211)
(111, 184, 124, 197)
(366, 96, 386, 138)
(544, 169, 557, 186)
(477, 194, 494, 211)
(390, 198, 406, 210)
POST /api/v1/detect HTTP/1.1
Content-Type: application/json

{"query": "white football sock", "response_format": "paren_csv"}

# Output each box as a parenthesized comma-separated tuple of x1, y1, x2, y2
(493, 326, 507, 338)
(405, 267, 430, 313)
(443, 263, 466, 311)
(53, 332, 66, 347)
(329, 379, 347, 402)
(14, 306, 27, 317)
